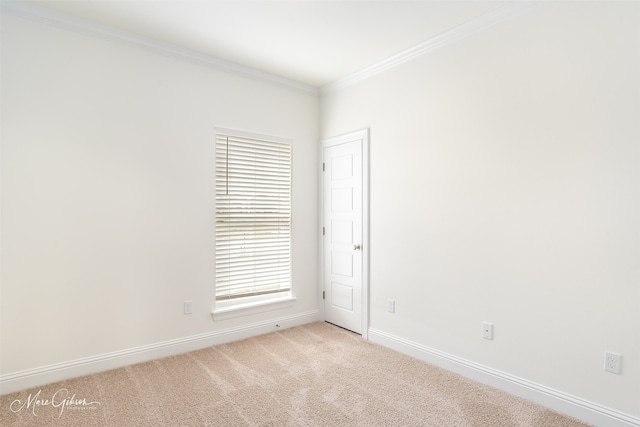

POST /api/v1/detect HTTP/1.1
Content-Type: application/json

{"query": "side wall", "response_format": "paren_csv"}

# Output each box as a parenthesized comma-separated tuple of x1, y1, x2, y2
(1, 12, 319, 381)
(321, 0, 639, 420)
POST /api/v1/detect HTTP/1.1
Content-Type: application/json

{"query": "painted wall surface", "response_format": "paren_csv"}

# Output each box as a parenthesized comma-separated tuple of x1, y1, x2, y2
(3, 0, 640, 421)
(321, 1, 639, 417)
(1, 14, 318, 373)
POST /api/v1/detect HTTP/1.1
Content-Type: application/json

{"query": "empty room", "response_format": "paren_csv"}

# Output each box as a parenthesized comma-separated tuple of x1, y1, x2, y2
(1, 0, 638, 426)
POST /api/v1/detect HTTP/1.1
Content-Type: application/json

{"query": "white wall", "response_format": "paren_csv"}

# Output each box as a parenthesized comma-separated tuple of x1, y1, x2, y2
(2, 1, 639, 423)
(1, 13, 318, 374)
(321, 0, 639, 419)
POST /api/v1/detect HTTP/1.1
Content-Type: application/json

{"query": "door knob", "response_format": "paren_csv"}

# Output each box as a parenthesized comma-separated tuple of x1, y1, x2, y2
(352, 244, 361, 251)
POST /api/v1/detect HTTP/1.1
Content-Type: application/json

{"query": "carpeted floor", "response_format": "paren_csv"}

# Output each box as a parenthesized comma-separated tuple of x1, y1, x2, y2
(1, 321, 591, 426)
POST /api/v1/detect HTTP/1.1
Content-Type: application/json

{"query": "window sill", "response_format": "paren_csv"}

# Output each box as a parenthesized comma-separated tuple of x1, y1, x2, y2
(211, 296, 296, 321)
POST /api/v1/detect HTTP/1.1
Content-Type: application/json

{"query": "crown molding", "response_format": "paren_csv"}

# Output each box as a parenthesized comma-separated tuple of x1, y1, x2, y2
(0, 0, 320, 96)
(320, 0, 538, 95)
(1, 0, 537, 98)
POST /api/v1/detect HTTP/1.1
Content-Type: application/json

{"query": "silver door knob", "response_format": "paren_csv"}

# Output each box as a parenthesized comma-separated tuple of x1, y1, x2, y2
(352, 244, 361, 251)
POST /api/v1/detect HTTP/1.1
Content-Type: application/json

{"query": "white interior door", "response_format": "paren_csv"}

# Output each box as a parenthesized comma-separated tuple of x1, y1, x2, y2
(322, 130, 367, 335)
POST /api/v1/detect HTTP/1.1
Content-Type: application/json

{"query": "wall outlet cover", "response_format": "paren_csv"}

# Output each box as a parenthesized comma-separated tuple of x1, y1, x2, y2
(387, 299, 395, 313)
(482, 322, 493, 340)
(184, 300, 193, 315)
(604, 351, 621, 374)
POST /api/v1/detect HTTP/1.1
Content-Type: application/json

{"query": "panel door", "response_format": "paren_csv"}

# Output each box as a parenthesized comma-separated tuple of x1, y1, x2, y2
(323, 138, 363, 334)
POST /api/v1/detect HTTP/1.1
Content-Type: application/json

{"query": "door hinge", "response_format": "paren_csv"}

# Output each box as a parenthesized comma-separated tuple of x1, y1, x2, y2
(322, 291, 325, 300)
(322, 162, 325, 172)
(322, 226, 325, 236)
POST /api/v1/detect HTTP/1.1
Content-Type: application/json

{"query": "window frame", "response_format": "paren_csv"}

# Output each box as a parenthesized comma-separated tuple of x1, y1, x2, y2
(212, 127, 295, 320)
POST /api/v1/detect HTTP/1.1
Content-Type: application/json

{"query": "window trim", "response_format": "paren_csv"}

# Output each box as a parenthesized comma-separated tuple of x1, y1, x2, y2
(212, 127, 294, 318)
(212, 295, 297, 321)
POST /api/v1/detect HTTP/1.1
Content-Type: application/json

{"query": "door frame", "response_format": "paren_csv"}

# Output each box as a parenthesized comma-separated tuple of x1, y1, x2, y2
(319, 129, 370, 339)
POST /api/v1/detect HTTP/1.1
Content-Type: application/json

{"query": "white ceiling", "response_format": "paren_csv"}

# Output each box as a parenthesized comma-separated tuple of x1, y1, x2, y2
(25, 0, 511, 88)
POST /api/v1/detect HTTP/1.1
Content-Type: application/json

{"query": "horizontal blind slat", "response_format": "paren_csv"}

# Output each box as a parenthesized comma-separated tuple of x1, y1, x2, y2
(215, 131, 292, 301)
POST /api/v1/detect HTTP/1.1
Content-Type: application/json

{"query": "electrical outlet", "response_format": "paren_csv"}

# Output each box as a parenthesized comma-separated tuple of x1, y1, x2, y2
(184, 300, 193, 315)
(482, 322, 493, 340)
(604, 351, 621, 374)
(388, 299, 395, 313)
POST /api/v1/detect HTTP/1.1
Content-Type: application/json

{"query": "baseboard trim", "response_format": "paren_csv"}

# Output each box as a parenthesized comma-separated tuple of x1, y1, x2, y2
(368, 328, 639, 427)
(0, 310, 319, 395)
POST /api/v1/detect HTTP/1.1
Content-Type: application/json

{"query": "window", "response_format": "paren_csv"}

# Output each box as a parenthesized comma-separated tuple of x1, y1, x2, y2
(214, 128, 293, 316)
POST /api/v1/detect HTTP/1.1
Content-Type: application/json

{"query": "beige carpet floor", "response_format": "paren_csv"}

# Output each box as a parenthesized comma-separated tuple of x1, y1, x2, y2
(1, 321, 591, 426)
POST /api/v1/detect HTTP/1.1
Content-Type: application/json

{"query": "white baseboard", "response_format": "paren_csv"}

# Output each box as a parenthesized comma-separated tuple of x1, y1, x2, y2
(0, 310, 319, 395)
(368, 328, 639, 427)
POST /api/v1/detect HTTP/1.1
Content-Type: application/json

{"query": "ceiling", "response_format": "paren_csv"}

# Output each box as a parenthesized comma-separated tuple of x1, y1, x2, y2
(25, 0, 511, 88)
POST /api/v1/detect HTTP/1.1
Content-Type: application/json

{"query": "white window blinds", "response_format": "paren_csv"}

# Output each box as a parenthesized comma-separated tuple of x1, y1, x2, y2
(215, 131, 292, 301)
